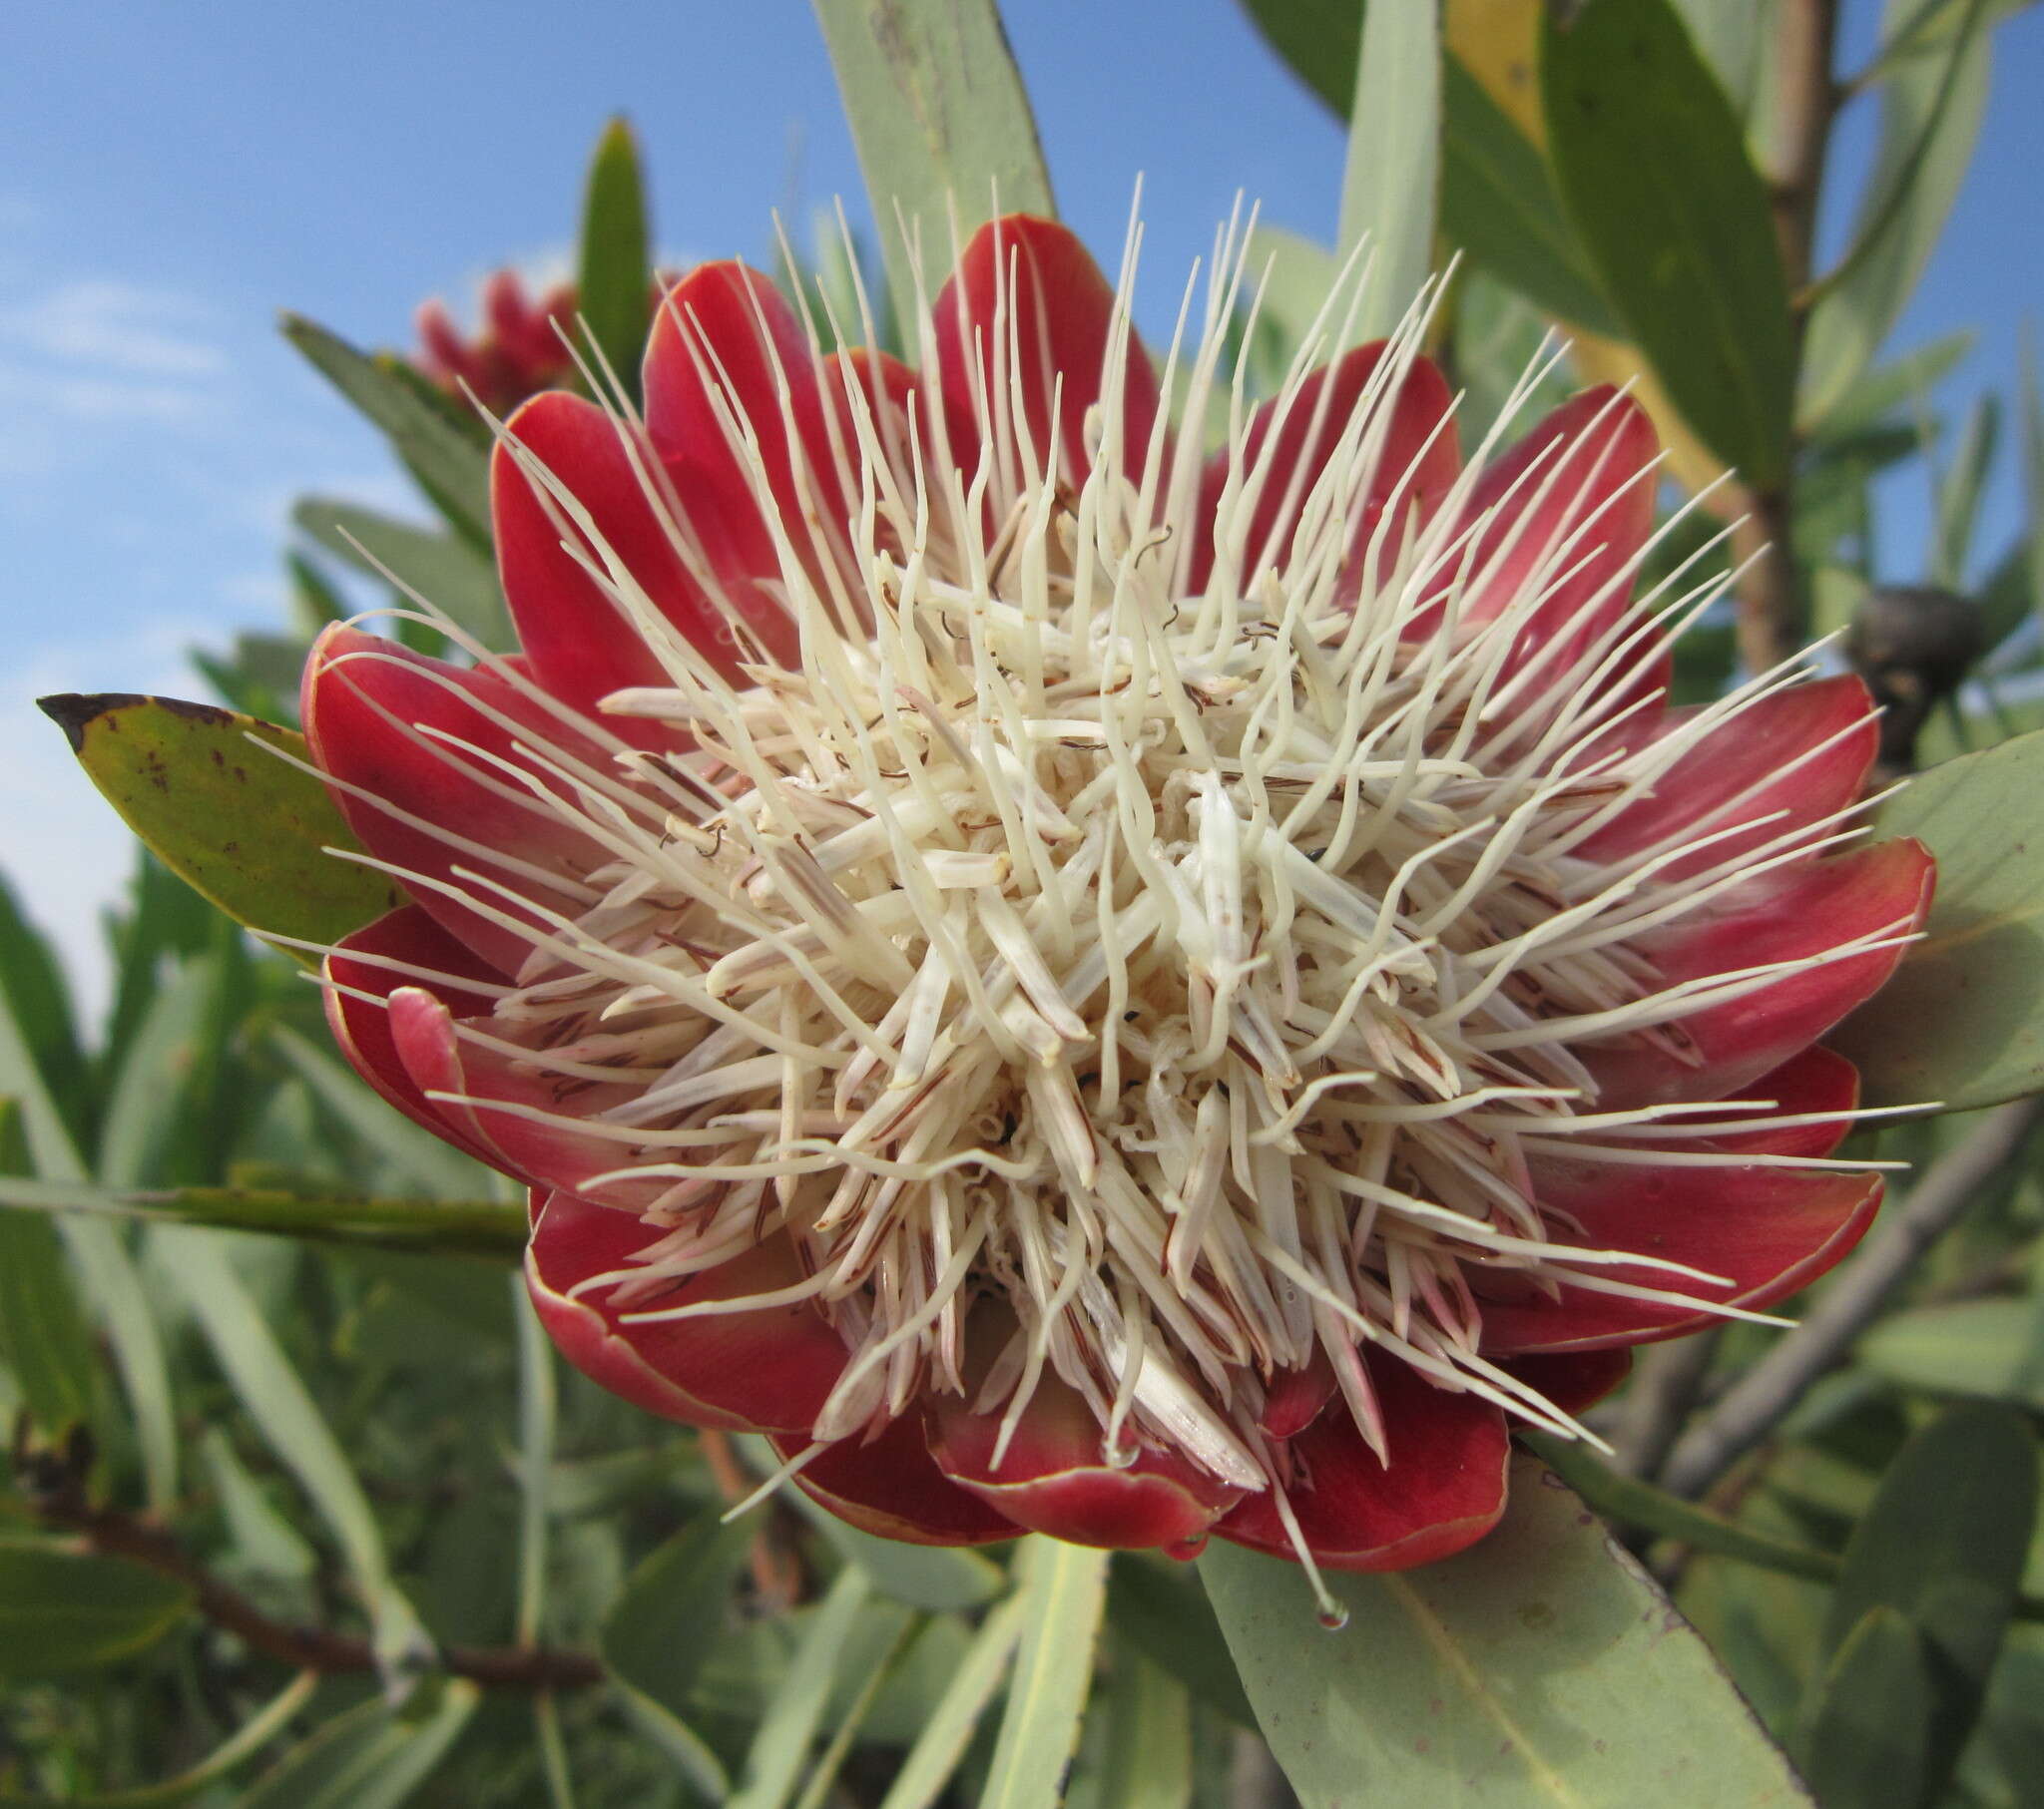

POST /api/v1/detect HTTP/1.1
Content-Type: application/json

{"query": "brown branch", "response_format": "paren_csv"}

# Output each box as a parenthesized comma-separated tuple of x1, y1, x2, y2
(38, 1494, 605, 1691)
(1733, 0, 1841, 676)
(1657, 1097, 2044, 1501)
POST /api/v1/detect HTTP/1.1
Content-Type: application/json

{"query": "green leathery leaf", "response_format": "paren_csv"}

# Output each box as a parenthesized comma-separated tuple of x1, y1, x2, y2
(599, 1504, 757, 1720)
(1438, 58, 1617, 335)
(1932, 391, 2000, 587)
(0, 1668, 322, 1808)
(577, 116, 654, 408)
(0, 929, 180, 1513)
(1201, 1454, 1812, 1807)
(1803, 328, 1977, 442)
(1236, 0, 1358, 113)
(156, 1229, 434, 1681)
(0, 875, 92, 1153)
(1542, 0, 1796, 486)
(1237, 2, 1618, 334)
(1860, 1297, 2044, 1409)
(876, 1590, 1028, 1809)
(270, 1024, 496, 1201)
(1816, 1403, 2038, 1802)
(728, 1566, 873, 1809)
(1065, 1644, 1192, 1809)
(979, 1536, 1110, 1809)
(2021, 323, 2044, 634)
(234, 1679, 481, 1809)
(292, 496, 509, 647)
(281, 313, 492, 546)
(810, 0, 1053, 343)
(0, 1102, 97, 1442)
(793, 1496, 1003, 1612)
(1800, 0, 1992, 422)
(37, 693, 401, 963)
(1828, 730, 2044, 1110)
(0, 1175, 524, 1261)
(1797, 1605, 1935, 1809)
(0, 1543, 193, 1675)
(1521, 1431, 1840, 1587)
(1337, 0, 1439, 342)
(1107, 1553, 1256, 1727)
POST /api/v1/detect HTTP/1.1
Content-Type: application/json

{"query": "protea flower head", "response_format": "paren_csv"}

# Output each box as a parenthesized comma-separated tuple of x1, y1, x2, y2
(415, 268, 582, 414)
(303, 211, 1931, 1602)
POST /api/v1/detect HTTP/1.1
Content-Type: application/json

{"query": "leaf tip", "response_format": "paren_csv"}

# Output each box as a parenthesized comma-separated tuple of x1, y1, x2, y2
(38, 691, 143, 754)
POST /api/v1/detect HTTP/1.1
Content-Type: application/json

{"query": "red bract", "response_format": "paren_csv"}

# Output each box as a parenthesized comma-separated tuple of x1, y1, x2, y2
(306, 216, 1929, 1590)
(414, 269, 582, 414)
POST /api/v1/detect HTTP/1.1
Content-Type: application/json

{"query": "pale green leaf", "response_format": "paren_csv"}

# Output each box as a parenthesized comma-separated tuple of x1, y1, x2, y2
(729, 1566, 873, 1809)
(1337, 0, 1439, 341)
(1201, 1454, 1811, 1806)
(272, 1023, 496, 1200)
(1066, 1646, 1193, 1809)
(1859, 1297, 2044, 1406)
(1800, 0, 1992, 421)
(293, 496, 509, 647)
(1829, 730, 2044, 1110)
(1932, 392, 2000, 587)
(1802, 328, 1976, 441)
(980, 1537, 1111, 1809)
(0, 942, 179, 1511)
(236, 1679, 481, 1809)
(281, 314, 492, 545)
(877, 1591, 1028, 1809)
(811, 0, 1052, 341)
(157, 1230, 432, 1679)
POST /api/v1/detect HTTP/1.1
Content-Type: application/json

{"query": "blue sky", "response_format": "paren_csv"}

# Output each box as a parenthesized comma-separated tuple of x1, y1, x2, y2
(2, 1, 2039, 1010)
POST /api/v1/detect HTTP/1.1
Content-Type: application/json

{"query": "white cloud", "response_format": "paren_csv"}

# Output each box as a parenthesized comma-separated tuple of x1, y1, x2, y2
(0, 279, 228, 378)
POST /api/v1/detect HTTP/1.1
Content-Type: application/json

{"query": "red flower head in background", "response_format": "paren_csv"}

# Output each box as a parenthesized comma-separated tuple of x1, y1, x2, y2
(306, 214, 1930, 1607)
(414, 268, 581, 415)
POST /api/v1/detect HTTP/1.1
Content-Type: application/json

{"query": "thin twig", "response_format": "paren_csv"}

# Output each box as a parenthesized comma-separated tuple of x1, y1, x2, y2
(1658, 1096, 2044, 1500)
(1609, 1332, 1722, 1479)
(35, 1493, 604, 1690)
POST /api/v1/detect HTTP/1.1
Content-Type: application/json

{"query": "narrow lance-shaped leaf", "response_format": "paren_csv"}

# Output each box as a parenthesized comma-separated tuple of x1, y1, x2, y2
(979, 1536, 1110, 1809)
(0, 902, 181, 1513)
(1932, 392, 2000, 587)
(1542, 0, 1797, 486)
(281, 313, 493, 547)
(1797, 1606, 1935, 1809)
(0, 1091, 97, 1448)
(292, 496, 510, 649)
(728, 1566, 874, 1809)
(1237, 1, 1617, 333)
(157, 1230, 435, 1681)
(1337, 0, 1440, 342)
(1800, 0, 1993, 423)
(38, 694, 402, 963)
(1810, 1402, 2038, 1803)
(577, 116, 654, 408)
(1828, 728, 2044, 1110)
(0, 1545, 193, 1676)
(810, 0, 1053, 341)
(1201, 1455, 1812, 1807)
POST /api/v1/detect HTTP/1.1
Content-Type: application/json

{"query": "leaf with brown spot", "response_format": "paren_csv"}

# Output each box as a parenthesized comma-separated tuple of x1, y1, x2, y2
(39, 692, 400, 962)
